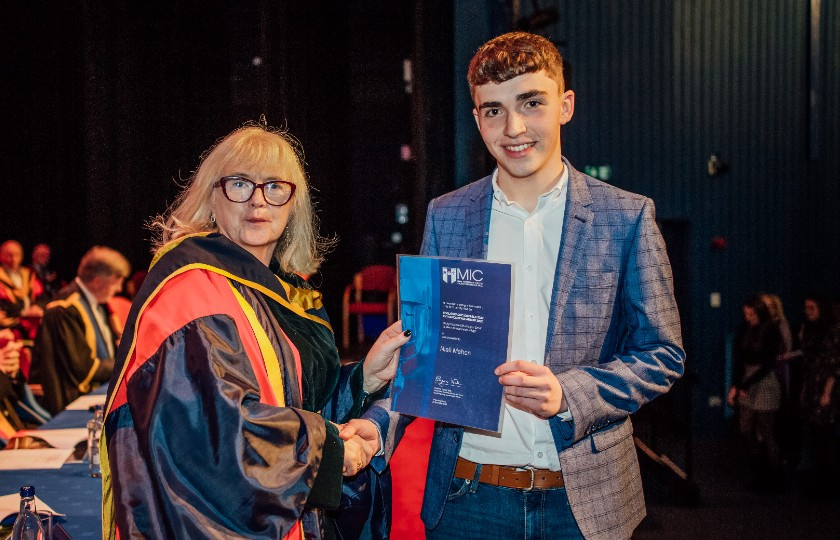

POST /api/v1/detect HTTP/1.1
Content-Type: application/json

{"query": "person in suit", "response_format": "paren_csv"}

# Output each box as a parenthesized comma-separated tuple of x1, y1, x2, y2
(414, 32, 684, 539)
(30, 246, 130, 414)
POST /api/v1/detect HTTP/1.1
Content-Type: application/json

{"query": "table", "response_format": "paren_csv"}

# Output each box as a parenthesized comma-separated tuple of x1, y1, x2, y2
(0, 389, 106, 538)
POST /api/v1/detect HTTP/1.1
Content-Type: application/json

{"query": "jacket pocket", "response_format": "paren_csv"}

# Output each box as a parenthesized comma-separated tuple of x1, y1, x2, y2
(591, 417, 632, 452)
(571, 270, 616, 290)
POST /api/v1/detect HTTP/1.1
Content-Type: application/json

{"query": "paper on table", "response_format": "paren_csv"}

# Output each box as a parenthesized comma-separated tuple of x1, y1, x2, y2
(13, 428, 88, 450)
(0, 449, 74, 470)
(64, 393, 106, 410)
(0, 493, 65, 522)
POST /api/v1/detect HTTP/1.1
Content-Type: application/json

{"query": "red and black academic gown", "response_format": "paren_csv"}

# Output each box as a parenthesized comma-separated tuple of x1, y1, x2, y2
(102, 233, 376, 539)
(0, 266, 43, 334)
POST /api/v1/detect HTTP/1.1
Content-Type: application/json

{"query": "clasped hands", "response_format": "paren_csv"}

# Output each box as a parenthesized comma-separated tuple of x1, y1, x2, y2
(336, 419, 381, 477)
(337, 321, 411, 476)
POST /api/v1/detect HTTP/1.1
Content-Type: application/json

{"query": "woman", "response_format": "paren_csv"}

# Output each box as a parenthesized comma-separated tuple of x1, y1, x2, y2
(761, 292, 796, 464)
(761, 293, 792, 353)
(728, 294, 784, 490)
(798, 295, 840, 493)
(101, 124, 410, 539)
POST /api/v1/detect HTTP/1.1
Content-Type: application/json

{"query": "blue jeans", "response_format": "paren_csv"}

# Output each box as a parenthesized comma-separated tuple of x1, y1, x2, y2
(426, 473, 584, 540)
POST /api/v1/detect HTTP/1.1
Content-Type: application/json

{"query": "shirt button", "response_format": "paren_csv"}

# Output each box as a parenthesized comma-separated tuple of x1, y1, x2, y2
(527, 265, 534, 271)
(529, 314, 534, 319)
(537, 452, 543, 458)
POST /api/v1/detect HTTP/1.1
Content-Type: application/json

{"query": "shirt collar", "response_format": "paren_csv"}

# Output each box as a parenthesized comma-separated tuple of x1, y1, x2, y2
(75, 277, 99, 308)
(491, 160, 569, 208)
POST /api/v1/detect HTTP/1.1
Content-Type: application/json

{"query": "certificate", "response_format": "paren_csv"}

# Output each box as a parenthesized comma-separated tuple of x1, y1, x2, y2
(391, 255, 512, 432)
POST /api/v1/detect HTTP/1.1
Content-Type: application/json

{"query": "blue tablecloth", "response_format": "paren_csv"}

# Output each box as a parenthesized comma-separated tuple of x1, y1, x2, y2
(0, 387, 106, 538)
(0, 463, 101, 539)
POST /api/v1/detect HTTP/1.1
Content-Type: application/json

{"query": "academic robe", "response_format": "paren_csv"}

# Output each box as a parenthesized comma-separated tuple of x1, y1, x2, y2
(102, 233, 381, 540)
(0, 266, 43, 331)
(30, 282, 117, 414)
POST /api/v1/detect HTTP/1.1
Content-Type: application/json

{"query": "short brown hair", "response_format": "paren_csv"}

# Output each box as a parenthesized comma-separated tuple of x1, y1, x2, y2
(78, 246, 131, 283)
(468, 32, 565, 94)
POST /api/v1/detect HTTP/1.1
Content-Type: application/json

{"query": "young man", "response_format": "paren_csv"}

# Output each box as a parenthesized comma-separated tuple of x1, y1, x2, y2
(419, 32, 685, 539)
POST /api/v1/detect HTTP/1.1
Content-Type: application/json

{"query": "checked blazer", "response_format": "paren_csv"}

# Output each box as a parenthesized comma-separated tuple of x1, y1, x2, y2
(417, 162, 685, 540)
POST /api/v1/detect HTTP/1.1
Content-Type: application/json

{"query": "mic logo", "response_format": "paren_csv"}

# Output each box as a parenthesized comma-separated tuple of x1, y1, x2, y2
(441, 267, 484, 286)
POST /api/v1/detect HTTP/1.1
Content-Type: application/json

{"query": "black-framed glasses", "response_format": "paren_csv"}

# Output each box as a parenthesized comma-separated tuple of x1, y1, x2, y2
(214, 176, 296, 206)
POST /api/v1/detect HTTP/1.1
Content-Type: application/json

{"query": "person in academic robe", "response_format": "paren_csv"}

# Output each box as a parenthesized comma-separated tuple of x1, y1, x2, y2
(0, 329, 26, 443)
(0, 240, 44, 333)
(101, 124, 411, 539)
(30, 246, 130, 415)
(31, 243, 63, 303)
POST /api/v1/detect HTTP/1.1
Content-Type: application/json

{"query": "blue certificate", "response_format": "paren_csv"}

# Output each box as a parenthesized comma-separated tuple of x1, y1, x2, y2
(391, 255, 512, 432)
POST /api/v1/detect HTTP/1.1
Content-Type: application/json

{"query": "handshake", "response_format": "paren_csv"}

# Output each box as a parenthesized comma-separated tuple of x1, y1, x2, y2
(335, 419, 381, 477)
(334, 320, 411, 477)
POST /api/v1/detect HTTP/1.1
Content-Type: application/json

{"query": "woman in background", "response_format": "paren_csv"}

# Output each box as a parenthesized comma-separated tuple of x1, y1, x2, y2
(761, 292, 796, 465)
(798, 295, 840, 496)
(729, 294, 784, 491)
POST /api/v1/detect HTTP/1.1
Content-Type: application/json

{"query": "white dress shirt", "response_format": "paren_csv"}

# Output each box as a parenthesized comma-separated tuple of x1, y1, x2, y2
(459, 165, 568, 471)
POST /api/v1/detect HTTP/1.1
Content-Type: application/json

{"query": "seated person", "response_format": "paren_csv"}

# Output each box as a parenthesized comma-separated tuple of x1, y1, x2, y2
(0, 329, 26, 442)
(0, 240, 44, 332)
(31, 243, 63, 303)
(31, 246, 130, 414)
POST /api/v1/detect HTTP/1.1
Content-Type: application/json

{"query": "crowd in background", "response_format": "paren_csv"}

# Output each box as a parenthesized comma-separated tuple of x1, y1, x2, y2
(730, 291, 840, 498)
(0, 239, 146, 440)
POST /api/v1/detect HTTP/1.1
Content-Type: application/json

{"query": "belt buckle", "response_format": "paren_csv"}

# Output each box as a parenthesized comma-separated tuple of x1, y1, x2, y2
(522, 466, 536, 491)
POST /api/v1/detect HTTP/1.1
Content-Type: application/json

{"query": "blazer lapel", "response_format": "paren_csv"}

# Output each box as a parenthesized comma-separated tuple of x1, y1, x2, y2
(545, 165, 594, 367)
(463, 176, 493, 260)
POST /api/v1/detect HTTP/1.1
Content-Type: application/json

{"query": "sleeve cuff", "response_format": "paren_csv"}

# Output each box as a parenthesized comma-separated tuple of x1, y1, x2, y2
(549, 413, 575, 452)
(348, 361, 388, 418)
(305, 420, 344, 510)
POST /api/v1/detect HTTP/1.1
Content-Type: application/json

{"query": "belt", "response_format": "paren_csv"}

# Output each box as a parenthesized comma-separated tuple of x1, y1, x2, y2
(454, 457, 564, 490)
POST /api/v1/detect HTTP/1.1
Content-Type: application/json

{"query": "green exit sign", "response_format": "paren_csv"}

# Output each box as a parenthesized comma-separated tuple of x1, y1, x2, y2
(584, 165, 613, 181)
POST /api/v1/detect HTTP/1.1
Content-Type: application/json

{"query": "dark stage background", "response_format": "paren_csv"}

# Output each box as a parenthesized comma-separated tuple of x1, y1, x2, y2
(2, 1, 452, 332)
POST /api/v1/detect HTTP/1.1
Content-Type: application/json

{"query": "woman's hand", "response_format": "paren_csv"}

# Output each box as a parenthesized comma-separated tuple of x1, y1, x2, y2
(362, 321, 412, 393)
(342, 434, 376, 477)
(820, 377, 836, 408)
(727, 386, 738, 407)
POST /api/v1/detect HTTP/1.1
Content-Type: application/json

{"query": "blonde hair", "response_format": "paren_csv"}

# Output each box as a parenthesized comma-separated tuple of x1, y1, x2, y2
(150, 123, 331, 275)
(761, 293, 786, 321)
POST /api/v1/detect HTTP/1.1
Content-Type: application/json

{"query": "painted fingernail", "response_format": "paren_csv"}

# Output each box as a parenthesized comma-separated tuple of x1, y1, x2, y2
(403, 329, 412, 337)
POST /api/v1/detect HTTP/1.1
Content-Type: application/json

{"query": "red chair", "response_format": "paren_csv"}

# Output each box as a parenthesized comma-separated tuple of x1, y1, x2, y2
(341, 265, 396, 350)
